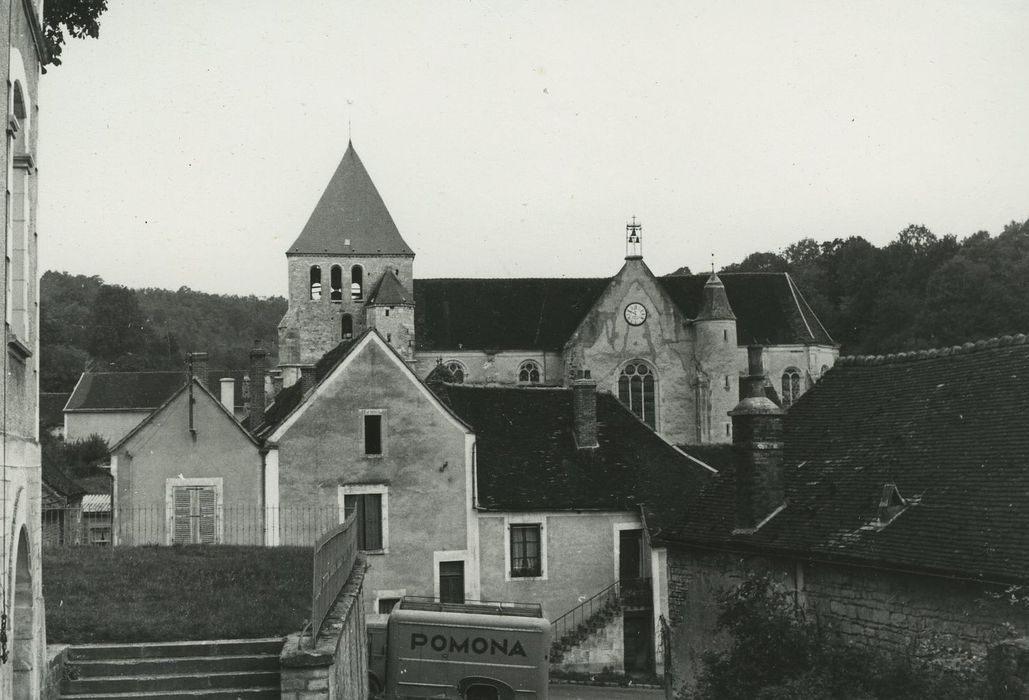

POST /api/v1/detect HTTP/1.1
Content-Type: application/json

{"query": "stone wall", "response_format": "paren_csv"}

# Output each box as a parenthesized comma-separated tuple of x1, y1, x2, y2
(665, 548, 1028, 693)
(553, 610, 625, 675)
(280, 555, 368, 700)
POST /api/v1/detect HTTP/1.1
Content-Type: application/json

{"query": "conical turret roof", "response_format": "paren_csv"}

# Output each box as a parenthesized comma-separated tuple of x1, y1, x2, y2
(288, 142, 413, 256)
(695, 273, 737, 321)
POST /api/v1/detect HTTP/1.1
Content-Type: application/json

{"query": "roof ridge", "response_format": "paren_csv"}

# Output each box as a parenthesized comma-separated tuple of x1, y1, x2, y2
(836, 333, 1029, 366)
(448, 384, 570, 392)
(415, 277, 610, 282)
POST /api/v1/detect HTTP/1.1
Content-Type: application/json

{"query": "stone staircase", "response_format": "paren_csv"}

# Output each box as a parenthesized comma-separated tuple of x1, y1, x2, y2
(550, 596, 622, 665)
(58, 638, 284, 699)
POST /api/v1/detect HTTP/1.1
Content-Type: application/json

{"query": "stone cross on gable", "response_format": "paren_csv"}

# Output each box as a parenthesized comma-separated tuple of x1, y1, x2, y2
(626, 216, 643, 259)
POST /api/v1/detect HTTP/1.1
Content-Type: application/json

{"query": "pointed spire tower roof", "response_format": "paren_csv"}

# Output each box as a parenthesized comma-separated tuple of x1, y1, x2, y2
(367, 270, 414, 306)
(696, 273, 737, 321)
(288, 142, 413, 256)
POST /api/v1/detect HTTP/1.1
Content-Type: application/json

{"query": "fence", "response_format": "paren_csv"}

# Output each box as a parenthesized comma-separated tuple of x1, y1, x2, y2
(41, 505, 345, 548)
(310, 512, 358, 644)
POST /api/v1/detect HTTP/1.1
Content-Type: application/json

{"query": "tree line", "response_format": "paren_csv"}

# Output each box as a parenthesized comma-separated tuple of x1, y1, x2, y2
(40, 271, 285, 392)
(40, 218, 1028, 392)
(712, 218, 1029, 355)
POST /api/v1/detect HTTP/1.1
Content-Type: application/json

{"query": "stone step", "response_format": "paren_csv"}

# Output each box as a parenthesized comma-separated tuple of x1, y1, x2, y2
(64, 670, 280, 695)
(58, 688, 280, 699)
(69, 654, 279, 678)
(68, 639, 284, 662)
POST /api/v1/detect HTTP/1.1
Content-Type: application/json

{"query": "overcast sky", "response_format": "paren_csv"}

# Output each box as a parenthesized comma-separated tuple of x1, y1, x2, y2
(37, 1, 1029, 297)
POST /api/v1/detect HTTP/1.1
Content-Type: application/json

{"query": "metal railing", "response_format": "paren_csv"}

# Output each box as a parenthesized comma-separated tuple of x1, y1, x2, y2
(550, 578, 653, 650)
(310, 512, 358, 645)
(41, 505, 342, 547)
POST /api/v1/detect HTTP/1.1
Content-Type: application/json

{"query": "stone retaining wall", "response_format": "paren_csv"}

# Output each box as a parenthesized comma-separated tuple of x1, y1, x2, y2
(280, 554, 368, 700)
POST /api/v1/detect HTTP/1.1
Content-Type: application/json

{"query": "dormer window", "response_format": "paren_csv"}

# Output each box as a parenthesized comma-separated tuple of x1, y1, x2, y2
(876, 483, 908, 527)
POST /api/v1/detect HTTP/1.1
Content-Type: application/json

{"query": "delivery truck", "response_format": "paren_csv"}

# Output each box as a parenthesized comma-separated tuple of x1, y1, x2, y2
(379, 597, 550, 699)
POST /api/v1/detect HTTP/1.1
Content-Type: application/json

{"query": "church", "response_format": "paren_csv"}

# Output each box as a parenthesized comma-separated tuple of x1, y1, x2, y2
(276, 142, 838, 445)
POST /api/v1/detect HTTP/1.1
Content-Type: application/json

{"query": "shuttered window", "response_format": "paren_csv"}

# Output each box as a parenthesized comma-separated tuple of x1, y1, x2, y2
(344, 493, 383, 551)
(172, 485, 218, 545)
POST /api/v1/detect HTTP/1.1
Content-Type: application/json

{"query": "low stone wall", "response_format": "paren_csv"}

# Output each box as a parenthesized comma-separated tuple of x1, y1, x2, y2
(553, 611, 625, 675)
(986, 637, 1029, 699)
(43, 645, 69, 700)
(280, 554, 368, 700)
(666, 548, 1027, 692)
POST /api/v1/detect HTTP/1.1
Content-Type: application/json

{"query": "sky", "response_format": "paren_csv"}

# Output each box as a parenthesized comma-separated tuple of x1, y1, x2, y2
(37, 1, 1029, 297)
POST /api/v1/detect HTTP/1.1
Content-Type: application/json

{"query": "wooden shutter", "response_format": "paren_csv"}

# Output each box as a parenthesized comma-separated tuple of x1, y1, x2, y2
(198, 487, 217, 544)
(363, 494, 383, 550)
(172, 487, 192, 544)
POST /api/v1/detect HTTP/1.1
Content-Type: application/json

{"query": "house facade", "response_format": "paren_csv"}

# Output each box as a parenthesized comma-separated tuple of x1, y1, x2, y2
(109, 368, 264, 547)
(276, 142, 838, 447)
(2, 2, 48, 697)
(652, 337, 1029, 693)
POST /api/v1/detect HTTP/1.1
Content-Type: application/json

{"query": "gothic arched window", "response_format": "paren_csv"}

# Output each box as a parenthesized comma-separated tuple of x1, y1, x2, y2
(351, 265, 364, 300)
(444, 360, 466, 384)
(617, 360, 657, 429)
(518, 360, 541, 384)
(341, 314, 353, 340)
(330, 265, 343, 302)
(309, 265, 322, 300)
(782, 367, 802, 407)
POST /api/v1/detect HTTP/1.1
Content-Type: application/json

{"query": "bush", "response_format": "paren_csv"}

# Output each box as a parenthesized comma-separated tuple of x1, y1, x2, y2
(682, 576, 987, 700)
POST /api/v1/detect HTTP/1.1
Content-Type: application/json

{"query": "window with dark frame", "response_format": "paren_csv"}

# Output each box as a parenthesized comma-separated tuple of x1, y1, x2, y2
(510, 524, 542, 577)
(344, 493, 383, 551)
(364, 414, 383, 456)
(439, 561, 465, 604)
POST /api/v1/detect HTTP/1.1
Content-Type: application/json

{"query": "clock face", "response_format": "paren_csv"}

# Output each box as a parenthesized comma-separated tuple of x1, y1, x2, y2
(624, 302, 648, 326)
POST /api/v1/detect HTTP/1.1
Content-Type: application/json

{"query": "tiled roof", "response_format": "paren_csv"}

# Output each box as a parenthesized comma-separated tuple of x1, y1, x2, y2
(256, 336, 361, 436)
(441, 385, 712, 524)
(40, 392, 71, 427)
(368, 270, 414, 305)
(661, 333, 1029, 584)
(411, 272, 834, 352)
(65, 370, 246, 412)
(287, 142, 413, 257)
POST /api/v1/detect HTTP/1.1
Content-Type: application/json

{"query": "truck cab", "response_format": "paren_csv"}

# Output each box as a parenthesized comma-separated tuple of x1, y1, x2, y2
(384, 597, 550, 699)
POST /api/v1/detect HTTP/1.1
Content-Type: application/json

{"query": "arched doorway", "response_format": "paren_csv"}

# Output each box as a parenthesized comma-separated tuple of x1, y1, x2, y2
(12, 527, 35, 700)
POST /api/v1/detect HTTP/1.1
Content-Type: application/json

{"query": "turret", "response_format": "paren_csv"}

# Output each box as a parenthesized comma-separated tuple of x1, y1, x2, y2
(691, 273, 738, 443)
(365, 270, 416, 362)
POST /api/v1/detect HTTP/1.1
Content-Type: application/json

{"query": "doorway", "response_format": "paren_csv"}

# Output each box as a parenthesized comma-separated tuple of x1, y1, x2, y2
(439, 561, 465, 604)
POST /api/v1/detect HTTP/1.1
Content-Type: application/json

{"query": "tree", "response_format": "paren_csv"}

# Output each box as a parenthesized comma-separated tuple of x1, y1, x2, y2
(86, 284, 152, 367)
(43, 0, 109, 66)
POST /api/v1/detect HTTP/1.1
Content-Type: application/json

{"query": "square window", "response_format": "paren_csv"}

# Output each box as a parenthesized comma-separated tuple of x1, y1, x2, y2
(377, 597, 400, 614)
(510, 524, 542, 578)
(364, 414, 383, 456)
(344, 493, 384, 551)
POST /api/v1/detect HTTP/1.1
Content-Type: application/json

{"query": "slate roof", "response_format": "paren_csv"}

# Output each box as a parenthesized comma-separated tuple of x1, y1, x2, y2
(660, 333, 1029, 584)
(411, 272, 834, 352)
(441, 385, 713, 528)
(368, 270, 414, 305)
(65, 370, 246, 412)
(288, 142, 413, 257)
(40, 392, 71, 427)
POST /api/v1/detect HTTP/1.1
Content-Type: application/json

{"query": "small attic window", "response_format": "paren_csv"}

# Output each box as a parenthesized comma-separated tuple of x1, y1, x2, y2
(876, 483, 908, 526)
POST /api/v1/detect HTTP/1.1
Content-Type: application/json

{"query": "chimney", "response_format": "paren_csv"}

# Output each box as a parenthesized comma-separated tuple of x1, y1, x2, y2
(299, 366, 316, 396)
(220, 377, 235, 413)
(248, 345, 267, 430)
(729, 346, 784, 531)
(187, 352, 209, 385)
(571, 369, 598, 449)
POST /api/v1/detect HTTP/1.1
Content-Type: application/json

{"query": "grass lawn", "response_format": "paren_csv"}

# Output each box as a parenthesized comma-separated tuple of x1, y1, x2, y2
(44, 545, 312, 643)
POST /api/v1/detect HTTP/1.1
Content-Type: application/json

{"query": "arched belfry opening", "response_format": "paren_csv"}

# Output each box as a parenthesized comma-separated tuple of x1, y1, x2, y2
(309, 266, 322, 300)
(351, 265, 363, 300)
(12, 527, 36, 700)
(330, 265, 343, 302)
